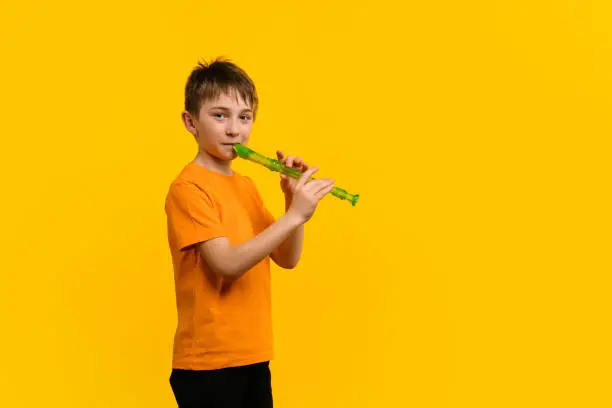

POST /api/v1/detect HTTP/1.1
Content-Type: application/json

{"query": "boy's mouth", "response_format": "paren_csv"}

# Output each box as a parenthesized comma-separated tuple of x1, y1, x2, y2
(221, 143, 240, 152)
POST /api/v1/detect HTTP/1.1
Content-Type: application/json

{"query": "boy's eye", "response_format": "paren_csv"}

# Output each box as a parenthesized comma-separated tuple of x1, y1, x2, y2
(240, 115, 252, 121)
(213, 113, 226, 119)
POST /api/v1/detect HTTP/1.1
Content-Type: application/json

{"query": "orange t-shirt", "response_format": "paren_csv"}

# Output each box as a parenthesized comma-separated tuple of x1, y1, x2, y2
(165, 162, 276, 370)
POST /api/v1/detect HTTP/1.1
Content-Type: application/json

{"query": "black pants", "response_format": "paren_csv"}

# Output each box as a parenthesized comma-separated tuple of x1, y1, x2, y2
(169, 361, 273, 408)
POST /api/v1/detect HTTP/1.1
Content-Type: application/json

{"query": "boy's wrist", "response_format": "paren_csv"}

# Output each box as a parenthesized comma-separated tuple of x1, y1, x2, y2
(281, 210, 305, 228)
(284, 195, 292, 212)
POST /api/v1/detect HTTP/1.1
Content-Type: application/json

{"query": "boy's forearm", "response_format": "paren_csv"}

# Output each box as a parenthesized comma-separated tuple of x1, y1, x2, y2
(273, 224, 304, 269)
(226, 213, 303, 279)
(272, 199, 305, 268)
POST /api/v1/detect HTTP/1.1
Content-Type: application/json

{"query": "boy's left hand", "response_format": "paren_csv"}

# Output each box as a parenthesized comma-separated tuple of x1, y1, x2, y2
(276, 150, 308, 204)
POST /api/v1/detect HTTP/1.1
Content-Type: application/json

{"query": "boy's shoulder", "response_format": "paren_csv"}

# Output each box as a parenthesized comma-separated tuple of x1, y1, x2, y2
(167, 162, 258, 198)
(165, 164, 269, 220)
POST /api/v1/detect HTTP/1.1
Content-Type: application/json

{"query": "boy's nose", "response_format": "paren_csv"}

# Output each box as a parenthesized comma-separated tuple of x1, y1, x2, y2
(225, 120, 239, 136)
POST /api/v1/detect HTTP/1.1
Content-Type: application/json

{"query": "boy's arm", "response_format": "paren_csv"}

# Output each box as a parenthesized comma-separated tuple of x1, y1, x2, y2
(270, 198, 304, 269)
(197, 212, 303, 281)
(198, 166, 333, 281)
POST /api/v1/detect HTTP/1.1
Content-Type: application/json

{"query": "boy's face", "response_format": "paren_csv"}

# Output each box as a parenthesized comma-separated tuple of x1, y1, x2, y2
(183, 91, 254, 161)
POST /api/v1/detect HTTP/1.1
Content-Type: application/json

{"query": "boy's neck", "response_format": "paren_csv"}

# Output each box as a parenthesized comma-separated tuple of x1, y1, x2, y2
(193, 151, 234, 176)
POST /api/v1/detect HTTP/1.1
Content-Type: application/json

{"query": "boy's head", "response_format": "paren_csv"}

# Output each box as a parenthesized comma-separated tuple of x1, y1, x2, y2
(182, 58, 258, 162)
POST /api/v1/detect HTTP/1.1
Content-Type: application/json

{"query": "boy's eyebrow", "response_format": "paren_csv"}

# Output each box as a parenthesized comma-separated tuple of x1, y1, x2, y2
(209, 106, 253, 113)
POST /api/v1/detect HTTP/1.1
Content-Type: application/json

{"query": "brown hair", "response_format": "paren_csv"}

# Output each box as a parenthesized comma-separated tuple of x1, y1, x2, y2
(184, 57, 258, 119)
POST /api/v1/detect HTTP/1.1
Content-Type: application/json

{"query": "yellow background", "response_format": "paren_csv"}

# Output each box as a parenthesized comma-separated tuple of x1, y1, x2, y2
(1, 0, 610, 406)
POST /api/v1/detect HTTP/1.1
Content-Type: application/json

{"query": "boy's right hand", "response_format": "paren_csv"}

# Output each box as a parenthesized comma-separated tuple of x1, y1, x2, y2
(286, 166, 334, 224)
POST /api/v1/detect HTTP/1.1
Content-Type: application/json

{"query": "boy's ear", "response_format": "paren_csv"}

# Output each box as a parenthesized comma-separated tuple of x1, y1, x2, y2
(181, 111, 197, 137)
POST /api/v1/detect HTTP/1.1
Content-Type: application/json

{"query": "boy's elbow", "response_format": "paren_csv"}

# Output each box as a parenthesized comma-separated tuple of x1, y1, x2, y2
(284, 258, 300, 269)
(273, 254, 299, 270)
(210, 259, 243, 281)
(197, 240, 242, 280)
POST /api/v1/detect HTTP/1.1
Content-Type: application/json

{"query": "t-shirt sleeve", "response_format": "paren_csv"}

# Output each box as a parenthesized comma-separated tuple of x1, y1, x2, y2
(166, 182, 227, 250)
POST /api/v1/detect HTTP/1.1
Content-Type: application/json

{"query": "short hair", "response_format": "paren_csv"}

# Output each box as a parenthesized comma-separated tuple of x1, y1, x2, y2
(184, 57, 258, 119)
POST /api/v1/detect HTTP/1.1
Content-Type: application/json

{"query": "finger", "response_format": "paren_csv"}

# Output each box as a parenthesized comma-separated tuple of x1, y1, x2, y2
(315, 182, 335, 200)
(286, 155, 294, 168)
(294, 156, 303, 168)
(296, 166, 319, 189)
(300, 162, 309, 172)
(304, 179, 333, 194)
(278, 150, 287, 179)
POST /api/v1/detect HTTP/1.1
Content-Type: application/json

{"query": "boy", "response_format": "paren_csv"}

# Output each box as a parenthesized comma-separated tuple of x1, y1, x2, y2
(165, 58, 335, 407)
